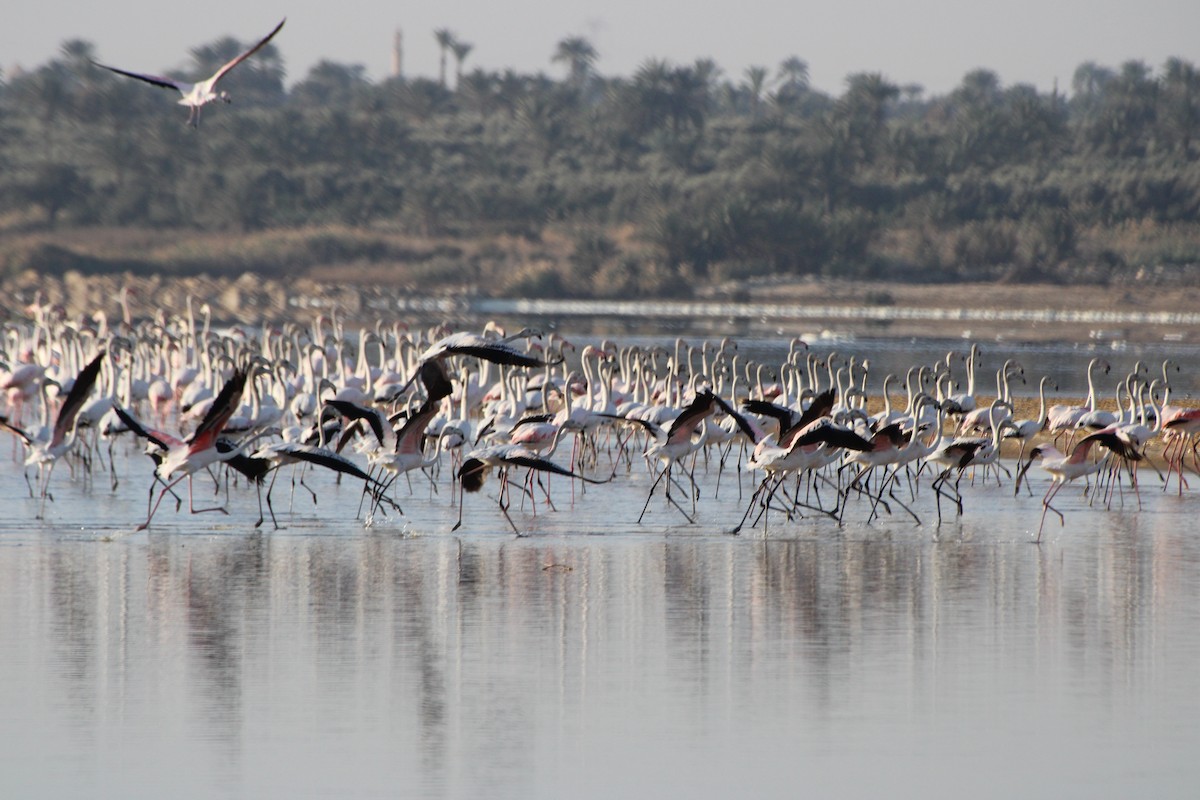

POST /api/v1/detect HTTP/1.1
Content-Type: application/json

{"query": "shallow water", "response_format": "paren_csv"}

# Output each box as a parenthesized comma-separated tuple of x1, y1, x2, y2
(1, 433, 1199, 798)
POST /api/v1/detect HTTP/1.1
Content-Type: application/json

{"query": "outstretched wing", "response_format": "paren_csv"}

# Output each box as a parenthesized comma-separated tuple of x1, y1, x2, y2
(788, 418, 873, 453)
(324, 399, 387, 446)
(0, 416, 33, 447)
(710, 392, 758, 442)
(189, 368, 248, 450)
(421, 331, 556, 369)
(797, 387, 837, 429)
(439, 343, 552, 369)
(393, 396, 442, 455)
(1079, 430, 1143, 462)
(502, 454, 612, 485)
(210, 18, 286, 86)
(92, 60, 184, 92)
(665, 390, 717, 440)
(216, 439, 271, 484)
(112, 405, 182, 451)
(271, 442, 372, 482)
(51, 351, 105, 448)
(416, 359, 454, 405)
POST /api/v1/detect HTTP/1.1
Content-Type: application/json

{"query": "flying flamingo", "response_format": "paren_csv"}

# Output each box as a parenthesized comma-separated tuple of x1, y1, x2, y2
(93, 18, 286, 127)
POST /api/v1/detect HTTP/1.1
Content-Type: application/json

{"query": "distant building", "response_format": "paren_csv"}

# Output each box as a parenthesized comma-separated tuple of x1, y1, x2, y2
(391, 29, 403, 79)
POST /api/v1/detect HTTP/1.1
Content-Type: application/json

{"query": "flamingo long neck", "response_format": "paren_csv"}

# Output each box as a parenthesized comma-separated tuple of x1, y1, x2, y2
(1086, 359, 1099, 409)
(965, 346, 977, 395)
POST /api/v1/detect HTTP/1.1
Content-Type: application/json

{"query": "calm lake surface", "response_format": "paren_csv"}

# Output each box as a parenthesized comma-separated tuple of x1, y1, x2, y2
(2, 336, 1200, 798)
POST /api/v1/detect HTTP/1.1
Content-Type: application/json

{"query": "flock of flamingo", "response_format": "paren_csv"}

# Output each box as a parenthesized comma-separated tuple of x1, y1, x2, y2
(0, 299, 1197, 540)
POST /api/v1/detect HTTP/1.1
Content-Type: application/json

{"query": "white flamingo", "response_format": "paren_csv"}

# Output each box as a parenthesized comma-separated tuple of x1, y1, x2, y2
(93, 18, 286, 127)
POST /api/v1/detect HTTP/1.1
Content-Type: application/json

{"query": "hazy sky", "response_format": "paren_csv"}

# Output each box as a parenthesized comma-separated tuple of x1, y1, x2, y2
(7, 0, 1200, 97)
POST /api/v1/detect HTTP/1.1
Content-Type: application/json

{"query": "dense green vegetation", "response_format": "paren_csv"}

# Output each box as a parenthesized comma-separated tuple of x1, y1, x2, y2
(3, 33, 1200, 297)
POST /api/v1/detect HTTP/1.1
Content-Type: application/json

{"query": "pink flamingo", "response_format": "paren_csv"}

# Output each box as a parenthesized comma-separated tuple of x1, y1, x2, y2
(1015, 430, 1142, 542)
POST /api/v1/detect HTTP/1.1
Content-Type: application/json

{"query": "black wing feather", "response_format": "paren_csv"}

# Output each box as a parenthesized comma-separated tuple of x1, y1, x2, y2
(325, 399, 387, 445)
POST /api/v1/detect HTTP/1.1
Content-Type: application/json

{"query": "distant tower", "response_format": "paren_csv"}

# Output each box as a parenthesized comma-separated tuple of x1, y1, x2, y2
(391, 29, 403, 79)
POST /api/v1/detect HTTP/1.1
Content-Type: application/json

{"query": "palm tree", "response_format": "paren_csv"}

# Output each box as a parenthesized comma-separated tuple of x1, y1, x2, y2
(434, 28, 455, 87)
(451, 39, 473, 88)
(743, 65, 769, 115)
(1071, 61, 1114, 100)
(291, 60, 369, 106)
(59, 39, 96, 69)
(837, 71, 899, 165)
(773, 56, 811, 114)
(1160, 57, 1200, 158)
(777, 56, 810, 91)
(552, 36, 598, 88)
(1091, 60, 1157, 156)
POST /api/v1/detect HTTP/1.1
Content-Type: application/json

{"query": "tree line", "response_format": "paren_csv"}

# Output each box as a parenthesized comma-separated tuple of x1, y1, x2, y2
(2, 32, 1199, 298)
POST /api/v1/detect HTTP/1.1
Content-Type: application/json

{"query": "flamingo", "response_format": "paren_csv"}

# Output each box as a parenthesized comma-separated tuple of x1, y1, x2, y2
(454, 426, 610, 535)
(0, 351, 105, 517)
(386, 327, 557, 401)
(120, 367, 259, 529)
(1015, 431, 1143, 542)
(371, 392, 458, 508)
(230, 440, 385, 529)
(627, 389, 756, 524)
(733, 413, 874, 533)
(1047, 357, 1109, 445)
(93, 18, 286, 127)
(1004, 376, 1056, 488)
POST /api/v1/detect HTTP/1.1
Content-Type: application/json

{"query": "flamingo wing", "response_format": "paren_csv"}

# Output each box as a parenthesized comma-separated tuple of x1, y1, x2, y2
(1078, 430, 1143, 462)
(789, 418, 873, 453)
(190, 368, 248, 450)
(501, 454, 612, 485)
(417, 358, 454, 404)
(457, 457, 490, 492)
(393, 397, 440, 454)
(271, 442, 372, 482)
(798, 387, 838, 428)
(0, 416, 34, 447)
(665, 391, 716, 441)
(325, 399, 387, 446)
(51, 351, 105, 448)
(437, 343, 551, 369)
(216, 439, 272, 484)
(92, 61, 185, 92)
(209, 18, 286, 86)
(710, 393, 758, 443)
(113, 405, 183, 451)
